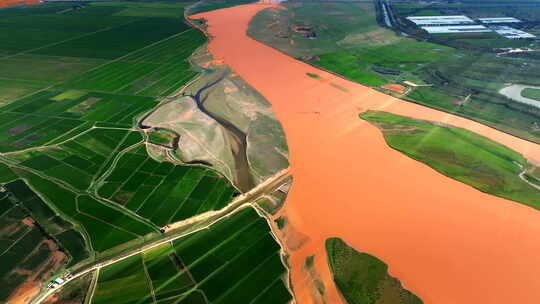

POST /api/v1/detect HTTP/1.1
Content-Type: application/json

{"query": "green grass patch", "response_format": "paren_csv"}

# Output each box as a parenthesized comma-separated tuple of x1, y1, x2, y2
(50, 89, 88, 101)
(360, 110, 540, 210)
(93, 254, 154, 304)
(0, 79, 49, 107)
(189, 0, 255, 14)
(326, 238, 422, 304)
(148, 128, 177, 146)
(0, 55, 105, 84)
(312, 41, 455, 86)
(521, 88, 540, 101)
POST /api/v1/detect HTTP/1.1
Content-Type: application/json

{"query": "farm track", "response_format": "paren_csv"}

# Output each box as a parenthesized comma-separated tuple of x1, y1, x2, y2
(0, 126, 162, 239)
(0, 19, 139, 61)
(31, 167, 291, 304)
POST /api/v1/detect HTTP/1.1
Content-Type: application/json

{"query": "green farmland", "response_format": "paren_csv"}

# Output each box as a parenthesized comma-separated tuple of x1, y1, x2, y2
(0, 179, 84, 302)
(326, 238, 422, 304)
(522, 88, 540, 101)
(0, 1, 213, 249)
(3, 180, 89, 265)
(97, 145, 237, 227)
(0, 1, 205, 105)
(0, 1, 228, 301)
(91, 207, 292, 304)
(248, 1, 540, 144)
(360, 111, 540, 210)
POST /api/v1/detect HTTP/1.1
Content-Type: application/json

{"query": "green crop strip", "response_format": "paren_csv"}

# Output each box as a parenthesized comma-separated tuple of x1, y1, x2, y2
(360, 110, 540, 210)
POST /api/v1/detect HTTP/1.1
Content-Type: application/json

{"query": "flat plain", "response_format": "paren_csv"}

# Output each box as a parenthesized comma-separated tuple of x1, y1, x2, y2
(90, 207, 292, 304)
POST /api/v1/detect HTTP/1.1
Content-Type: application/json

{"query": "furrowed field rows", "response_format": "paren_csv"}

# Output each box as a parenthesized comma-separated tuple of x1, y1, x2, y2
(7, 128, 141, 190)
(0, 90, 155, 152)
(13, 169, 157, 252)
(3, 128, 157, 252)
(2, 180, 89, 265)
(90, 208, 292, 304)
(33, 18, 191, 60)
(0, 178, 90, 301)
(66, 29, 206, 96)
(97, 145, 236, 227)
(92, 255, 154, 304)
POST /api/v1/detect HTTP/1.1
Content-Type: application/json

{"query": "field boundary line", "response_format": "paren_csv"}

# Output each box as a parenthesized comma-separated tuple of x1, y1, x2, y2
(0, 224, 32, 257)
(211, 250, 278, 303)
(87, 140, 165, 231)
(0, 19, 139, 61)
(31, 168, 291, 304)
(85, 268, 99, 304)
(2, 154, 159, 238)
(42, 122, 94, 147)
(65, 27, 196, 85)
(89, 130, 139, 188)
(0, 84, 58, 111)
(252, 200, 296, 303)
(0, 76, 51, 84)
(3, 124, 98, 156)
(140, 254, 158, 304)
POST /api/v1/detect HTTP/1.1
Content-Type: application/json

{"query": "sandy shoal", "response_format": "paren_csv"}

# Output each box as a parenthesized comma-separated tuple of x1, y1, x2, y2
(194, 5, 540, 304)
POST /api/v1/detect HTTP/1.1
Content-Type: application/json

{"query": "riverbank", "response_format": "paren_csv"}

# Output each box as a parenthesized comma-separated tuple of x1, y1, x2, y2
(193, 4, 540, 304)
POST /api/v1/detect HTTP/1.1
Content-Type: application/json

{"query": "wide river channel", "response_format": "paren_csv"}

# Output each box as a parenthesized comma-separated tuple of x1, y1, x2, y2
(194, 5, 540, 304)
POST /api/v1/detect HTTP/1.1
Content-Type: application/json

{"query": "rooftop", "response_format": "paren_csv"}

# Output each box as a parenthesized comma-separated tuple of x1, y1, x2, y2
(490, 25, 536, 39)
(479, 17, 522, 24)
(421, 25, 492, 34)
(407, 15, 475, 26)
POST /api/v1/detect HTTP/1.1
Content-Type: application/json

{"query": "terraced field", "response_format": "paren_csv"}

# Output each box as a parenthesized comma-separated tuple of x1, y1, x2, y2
(91, 207, 292, 304)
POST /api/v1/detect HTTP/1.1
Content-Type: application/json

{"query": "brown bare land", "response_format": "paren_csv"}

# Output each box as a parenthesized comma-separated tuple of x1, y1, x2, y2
(193, 4, 540, 304)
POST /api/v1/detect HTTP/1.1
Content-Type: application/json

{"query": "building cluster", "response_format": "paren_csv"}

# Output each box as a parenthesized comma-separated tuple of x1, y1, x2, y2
(47, 273, 72, 289)
(406, 15, 536, 39)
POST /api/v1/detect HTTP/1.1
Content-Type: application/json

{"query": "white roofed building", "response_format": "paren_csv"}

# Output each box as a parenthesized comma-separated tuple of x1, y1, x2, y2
(407, 15, 475, 26)
(421, 25, 492, 34)
(490, 26, 536, 39)
(479, 17, 522, 24)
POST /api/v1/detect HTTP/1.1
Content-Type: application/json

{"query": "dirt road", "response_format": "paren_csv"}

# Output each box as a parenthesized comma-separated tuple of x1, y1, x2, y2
(194, 5, 540, 304)
(499, 84, 540, 108)
(31, 168, 290, 304)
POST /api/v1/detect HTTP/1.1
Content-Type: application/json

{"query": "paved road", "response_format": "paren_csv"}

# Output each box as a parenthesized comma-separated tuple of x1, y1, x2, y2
(31, 168, 290, 304)
(499, 84, 540, 108)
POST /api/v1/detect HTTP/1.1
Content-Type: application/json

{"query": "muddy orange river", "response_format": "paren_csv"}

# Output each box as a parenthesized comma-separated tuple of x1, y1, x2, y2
(194, 4, 540, 304)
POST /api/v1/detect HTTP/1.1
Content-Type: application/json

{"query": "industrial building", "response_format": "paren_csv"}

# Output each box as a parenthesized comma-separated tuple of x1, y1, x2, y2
(406, 15, 475, 26)
(479, 17, 522, 24)
(490, 26, 536, 39)
(421, 25, 492, 34)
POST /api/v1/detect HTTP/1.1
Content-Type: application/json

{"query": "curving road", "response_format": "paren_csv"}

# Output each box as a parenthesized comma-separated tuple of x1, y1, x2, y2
(499, 84, 540, 108)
